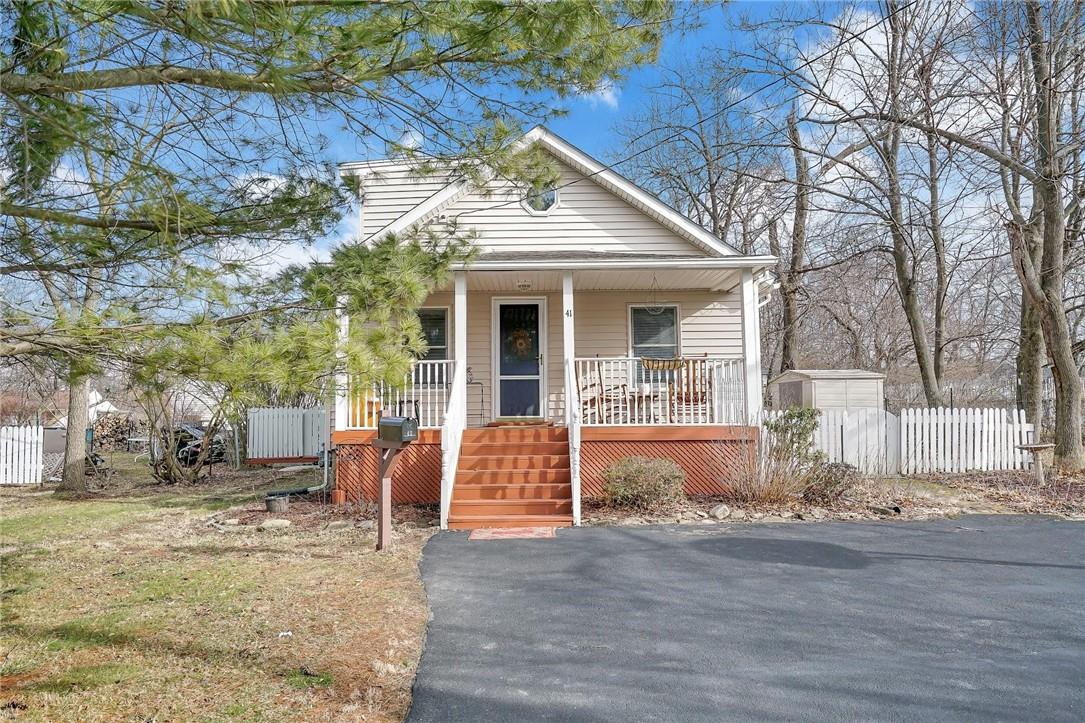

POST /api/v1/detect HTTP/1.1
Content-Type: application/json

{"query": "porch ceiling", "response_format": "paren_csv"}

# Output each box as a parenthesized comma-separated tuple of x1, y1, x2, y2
(450, 267, 742, 292)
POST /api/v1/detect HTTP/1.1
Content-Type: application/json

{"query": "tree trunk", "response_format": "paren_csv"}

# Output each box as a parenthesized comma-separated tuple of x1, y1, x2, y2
(779, 109, 809, 372)
(1017, 293, 1045, 429)
(58, 368, 89, 492)
(1021, 0, 1084, 469)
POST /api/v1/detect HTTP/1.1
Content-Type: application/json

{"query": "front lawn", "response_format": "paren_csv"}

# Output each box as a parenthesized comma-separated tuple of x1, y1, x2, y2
(0, 455, 430, 722)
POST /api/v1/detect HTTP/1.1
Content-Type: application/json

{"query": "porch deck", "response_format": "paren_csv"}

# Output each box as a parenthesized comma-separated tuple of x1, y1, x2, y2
(332, 266, 765, 529)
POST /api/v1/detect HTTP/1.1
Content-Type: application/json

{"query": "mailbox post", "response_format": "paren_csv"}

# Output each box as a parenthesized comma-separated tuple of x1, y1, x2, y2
(372, 416, 418, 551)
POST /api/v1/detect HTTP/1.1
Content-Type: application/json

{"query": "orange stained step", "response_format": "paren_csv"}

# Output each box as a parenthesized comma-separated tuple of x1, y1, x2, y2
(459, 454, 570, 470)
(448, 425, 574, 530)
(456, 468, 571, 485)
(447, 514, 573, 530)
(453, 483, 572, 500)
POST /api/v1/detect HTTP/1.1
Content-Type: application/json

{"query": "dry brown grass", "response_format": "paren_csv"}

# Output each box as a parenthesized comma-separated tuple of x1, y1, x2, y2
(0, 455, 432, 722)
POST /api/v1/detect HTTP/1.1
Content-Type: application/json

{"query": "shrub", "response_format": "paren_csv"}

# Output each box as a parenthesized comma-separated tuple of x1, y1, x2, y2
(726, 408, 830, 505)
(803, 462, 860, 504)
(763, 408, 824, 465)
(602, 456, 685, 511)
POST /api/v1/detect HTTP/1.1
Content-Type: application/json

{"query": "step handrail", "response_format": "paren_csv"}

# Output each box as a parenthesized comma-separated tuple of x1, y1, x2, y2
(440, 360, 467, 529)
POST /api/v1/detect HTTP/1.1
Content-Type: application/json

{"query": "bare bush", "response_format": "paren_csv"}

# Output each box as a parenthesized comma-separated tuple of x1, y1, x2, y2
(602, 456, 686, 512)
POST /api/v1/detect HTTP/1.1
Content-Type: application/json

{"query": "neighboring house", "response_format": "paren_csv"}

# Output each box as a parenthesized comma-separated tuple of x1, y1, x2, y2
(333, 126, 774, 529)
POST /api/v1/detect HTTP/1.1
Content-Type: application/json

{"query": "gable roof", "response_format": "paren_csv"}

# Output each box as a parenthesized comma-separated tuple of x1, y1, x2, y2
(340, 126, 742, 257)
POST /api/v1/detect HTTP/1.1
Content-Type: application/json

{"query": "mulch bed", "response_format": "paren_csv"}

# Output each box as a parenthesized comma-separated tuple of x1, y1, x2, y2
(936, 470, 1085, 517)
(580, 484, 937, 527)
(225, 494, 440, 531)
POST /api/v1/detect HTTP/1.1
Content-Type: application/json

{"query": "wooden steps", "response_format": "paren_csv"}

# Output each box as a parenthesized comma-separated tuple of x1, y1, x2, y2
(448, 425, 573, 530)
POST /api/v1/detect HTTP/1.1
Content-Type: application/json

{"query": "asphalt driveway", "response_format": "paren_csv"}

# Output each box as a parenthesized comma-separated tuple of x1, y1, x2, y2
(407, 516, 1084, 722)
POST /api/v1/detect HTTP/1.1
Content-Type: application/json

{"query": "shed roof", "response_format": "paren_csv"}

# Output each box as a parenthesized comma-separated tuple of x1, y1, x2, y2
(768, 369, 886, 385)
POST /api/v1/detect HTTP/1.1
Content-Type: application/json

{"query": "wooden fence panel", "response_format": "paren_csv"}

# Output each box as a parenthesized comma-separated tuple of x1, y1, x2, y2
(247, 407, 328, 461)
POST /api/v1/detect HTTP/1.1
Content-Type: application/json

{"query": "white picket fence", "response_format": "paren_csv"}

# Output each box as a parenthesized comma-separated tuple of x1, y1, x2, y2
(764, 407, 1034, 476)
(1, 425, 44, 485)
(247, 407, 328, 461)
(898, 407, 1032, 474)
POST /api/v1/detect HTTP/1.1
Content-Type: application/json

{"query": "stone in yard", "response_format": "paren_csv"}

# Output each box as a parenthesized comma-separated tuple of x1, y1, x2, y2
(356, 520, 376, 530)
(695, 510, 708, 519)
(810, 508, 827, 520)
(681, 510, 700, 520)
(869, 505, 900, 516)
(258, 519, 291, 530)
(750, 512, 764, 520)
(326, 520, 351, 531)
(222, 518, 241, 526)
(710, 504, 731, 520)
(730, 509, 747, 521)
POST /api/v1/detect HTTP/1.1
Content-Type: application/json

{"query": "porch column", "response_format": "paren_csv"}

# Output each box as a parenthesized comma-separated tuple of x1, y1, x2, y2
(562, 271, 581, 526)
(454, 271, 468, 411)
(333, 296, 349, 432)
(740, 269, 763, 425)
(562, 271, 576, 422)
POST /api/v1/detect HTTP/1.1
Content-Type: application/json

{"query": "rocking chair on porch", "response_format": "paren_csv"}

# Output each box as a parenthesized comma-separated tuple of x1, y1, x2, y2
(577, 363, 629, 424)
(643, 356, 713, 424)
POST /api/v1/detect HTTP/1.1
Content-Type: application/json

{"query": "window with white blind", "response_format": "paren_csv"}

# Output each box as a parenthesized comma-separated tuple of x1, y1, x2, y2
(629, 305, 679, 359)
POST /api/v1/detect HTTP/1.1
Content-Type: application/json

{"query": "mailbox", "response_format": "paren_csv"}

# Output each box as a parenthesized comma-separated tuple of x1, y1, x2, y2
(377, 416, 418, 444)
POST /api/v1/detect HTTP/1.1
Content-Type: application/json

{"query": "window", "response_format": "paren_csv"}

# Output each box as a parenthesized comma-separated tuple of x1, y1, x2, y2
(631, 305, 679, 383)
(630, 305, 679, 359)
(522, 183, 558, 214)
(418, 308, 447, 360)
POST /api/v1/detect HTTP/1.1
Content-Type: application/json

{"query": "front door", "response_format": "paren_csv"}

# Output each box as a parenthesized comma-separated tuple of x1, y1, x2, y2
(494, 300, 545, 418)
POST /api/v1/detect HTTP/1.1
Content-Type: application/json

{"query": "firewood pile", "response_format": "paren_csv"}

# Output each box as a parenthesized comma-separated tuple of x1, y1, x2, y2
(93, 413, 142, 451)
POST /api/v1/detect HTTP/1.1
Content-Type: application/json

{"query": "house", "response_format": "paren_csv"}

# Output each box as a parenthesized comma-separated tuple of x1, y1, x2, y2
(767, 369, 885, 411)
(332, 127, 775, 529)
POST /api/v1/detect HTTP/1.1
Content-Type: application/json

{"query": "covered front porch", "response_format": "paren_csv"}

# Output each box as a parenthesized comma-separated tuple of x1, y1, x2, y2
(331, 256, 771, 528)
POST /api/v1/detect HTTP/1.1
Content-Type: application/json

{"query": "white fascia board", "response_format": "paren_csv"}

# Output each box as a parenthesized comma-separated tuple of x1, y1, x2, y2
(454, 255, 777, 272)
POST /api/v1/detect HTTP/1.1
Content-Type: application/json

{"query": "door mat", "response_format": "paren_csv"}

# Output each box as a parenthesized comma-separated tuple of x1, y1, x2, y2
(468, 527, 556, 540)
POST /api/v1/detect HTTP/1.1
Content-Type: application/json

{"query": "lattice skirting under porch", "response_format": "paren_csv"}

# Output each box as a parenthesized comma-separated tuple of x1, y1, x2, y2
(579, 427, 758, 498)
(335, 442, 441, 504)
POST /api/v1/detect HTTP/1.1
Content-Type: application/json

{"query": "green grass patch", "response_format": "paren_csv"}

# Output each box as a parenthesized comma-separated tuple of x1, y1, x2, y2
(41, 615, 139, 652)
(285, 668, 333, 689)
(0, 500, 150, 546)
(29, 662, 139, 694)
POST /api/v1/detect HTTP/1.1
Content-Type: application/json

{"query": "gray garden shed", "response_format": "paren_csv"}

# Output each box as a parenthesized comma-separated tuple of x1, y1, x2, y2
(767, 369, 886, 411)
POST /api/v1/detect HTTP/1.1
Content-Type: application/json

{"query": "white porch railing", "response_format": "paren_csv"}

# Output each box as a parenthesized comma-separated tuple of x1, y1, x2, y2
(574, 357, 745, 425)
(440, 360, 467, 529)
(564, 359, 582, 525)
(345, 359, 452, 429)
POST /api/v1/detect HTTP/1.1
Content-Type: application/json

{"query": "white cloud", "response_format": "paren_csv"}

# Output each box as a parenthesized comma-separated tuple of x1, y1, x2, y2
(581, 80, 620, 109)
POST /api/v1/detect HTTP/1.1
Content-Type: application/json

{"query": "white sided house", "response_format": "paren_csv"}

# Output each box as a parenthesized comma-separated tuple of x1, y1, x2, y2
(332, 127, 774, 529)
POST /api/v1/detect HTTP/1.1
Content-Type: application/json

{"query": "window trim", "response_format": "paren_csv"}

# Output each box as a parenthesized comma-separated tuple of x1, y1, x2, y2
(521, 183, 559, 216)
(417, 306, 450, 361)
(627, 303, 682, 360)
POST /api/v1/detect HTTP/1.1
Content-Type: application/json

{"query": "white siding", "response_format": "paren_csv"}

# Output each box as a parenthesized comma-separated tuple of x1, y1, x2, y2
(357, 158, 711, 256)
(444, 161, 708, 255)
(359, 165, 453, 239)
(419, 289, 742, 425)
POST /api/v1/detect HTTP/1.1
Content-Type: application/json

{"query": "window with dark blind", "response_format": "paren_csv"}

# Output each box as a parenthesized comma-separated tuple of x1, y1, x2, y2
(630, 306, 678, 359)
(418, 308, 447, 360)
